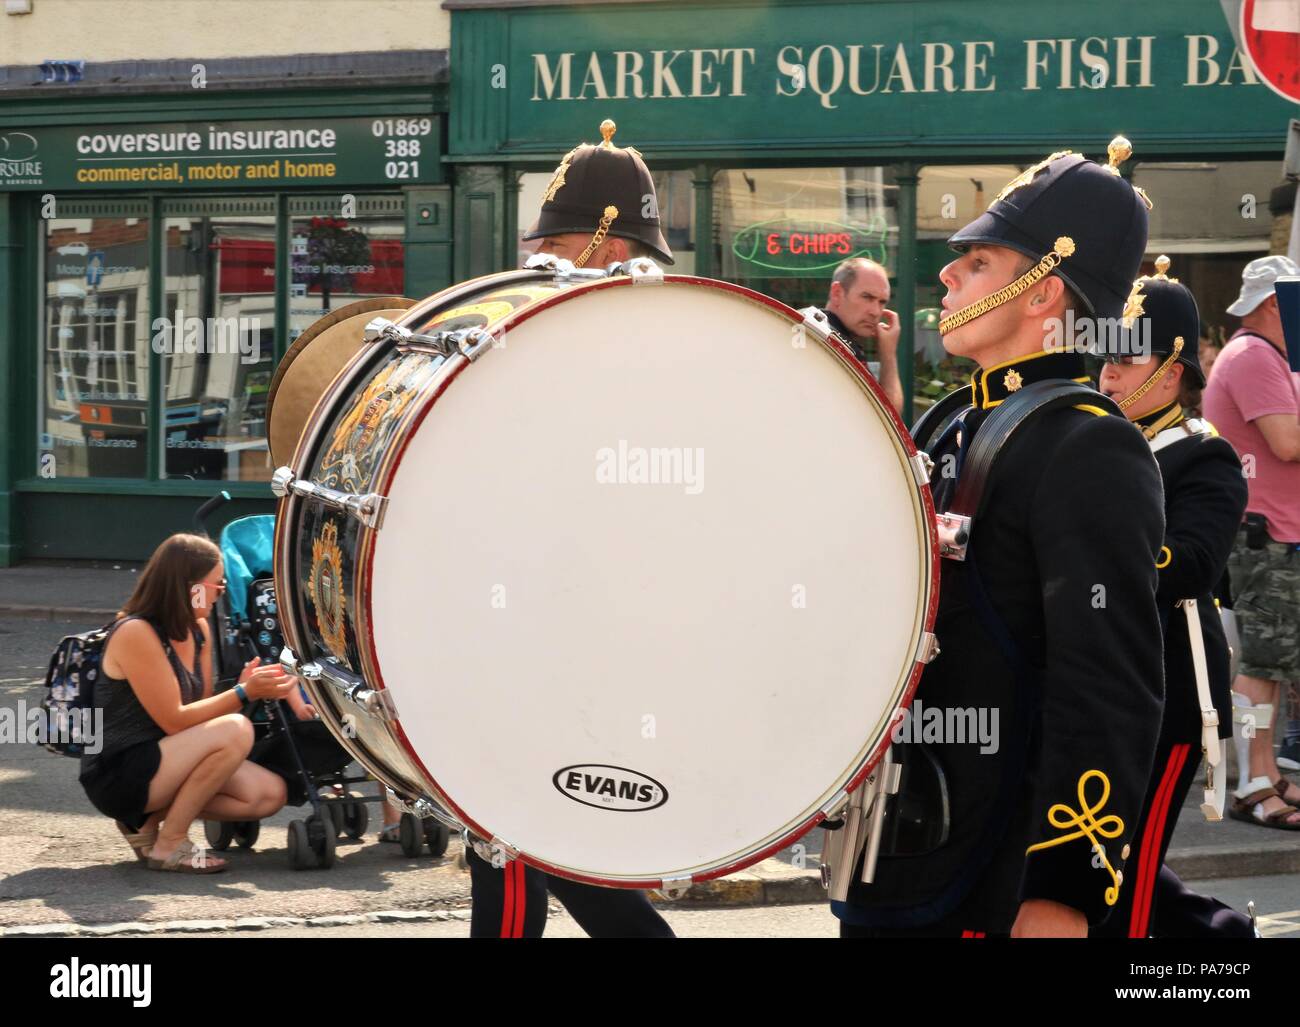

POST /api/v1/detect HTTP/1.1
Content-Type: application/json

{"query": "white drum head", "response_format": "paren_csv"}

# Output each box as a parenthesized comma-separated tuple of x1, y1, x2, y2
(369, 280, 931, 883)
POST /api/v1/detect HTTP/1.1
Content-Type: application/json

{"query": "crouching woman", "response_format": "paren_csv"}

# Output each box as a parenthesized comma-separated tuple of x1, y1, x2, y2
(80, 533, 298, 873)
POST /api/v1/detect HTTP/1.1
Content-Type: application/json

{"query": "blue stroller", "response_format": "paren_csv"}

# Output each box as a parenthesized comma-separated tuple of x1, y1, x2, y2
(196, 494, 388, 869)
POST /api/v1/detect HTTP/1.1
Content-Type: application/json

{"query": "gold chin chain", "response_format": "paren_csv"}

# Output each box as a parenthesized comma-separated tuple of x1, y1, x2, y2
(573, 205, 619, 268)
(1119, 336, 1184, 412)
(938, 237, 1076, 335)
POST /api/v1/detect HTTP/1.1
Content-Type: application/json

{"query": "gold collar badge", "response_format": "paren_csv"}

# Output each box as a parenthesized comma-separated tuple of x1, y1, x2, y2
(1003, 368, 1024, 392)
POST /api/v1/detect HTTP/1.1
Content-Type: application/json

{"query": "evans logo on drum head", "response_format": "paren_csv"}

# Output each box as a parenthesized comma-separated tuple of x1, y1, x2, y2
(553, 765, 668, 812)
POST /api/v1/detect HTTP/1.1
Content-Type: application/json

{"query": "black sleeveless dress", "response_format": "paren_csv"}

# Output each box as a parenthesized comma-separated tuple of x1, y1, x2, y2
(79, 616, 205, 833)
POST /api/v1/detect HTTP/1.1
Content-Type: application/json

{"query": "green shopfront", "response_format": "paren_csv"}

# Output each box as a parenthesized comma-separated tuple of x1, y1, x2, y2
(447, 0, 1295, 423)
(0, 83, 453, 564)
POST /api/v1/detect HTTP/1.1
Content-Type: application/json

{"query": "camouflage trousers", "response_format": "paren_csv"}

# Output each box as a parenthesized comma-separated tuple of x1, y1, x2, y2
(1227, 530, 1300, 684)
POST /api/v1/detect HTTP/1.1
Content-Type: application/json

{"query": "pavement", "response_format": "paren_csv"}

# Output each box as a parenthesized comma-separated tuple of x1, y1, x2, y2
(1, 561, 1298, 936)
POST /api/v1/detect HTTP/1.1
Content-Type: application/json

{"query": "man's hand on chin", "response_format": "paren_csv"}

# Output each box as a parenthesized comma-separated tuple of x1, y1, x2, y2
(1010, 899, 1088, 938)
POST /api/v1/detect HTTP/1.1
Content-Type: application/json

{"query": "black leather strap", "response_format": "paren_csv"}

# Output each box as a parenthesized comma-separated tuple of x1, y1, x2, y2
(911, 384, 974, 452)
(949, 381, 1122, 519)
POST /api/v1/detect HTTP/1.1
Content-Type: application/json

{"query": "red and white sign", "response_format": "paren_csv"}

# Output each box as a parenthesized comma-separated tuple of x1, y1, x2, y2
(1241, 0, 1300, 103)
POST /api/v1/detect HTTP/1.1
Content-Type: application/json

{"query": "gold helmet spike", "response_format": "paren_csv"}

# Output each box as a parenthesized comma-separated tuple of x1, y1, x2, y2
(599, 119, 617, 149)
(1106, 136, 1133, 176)
(1152, 255, 1173, 280)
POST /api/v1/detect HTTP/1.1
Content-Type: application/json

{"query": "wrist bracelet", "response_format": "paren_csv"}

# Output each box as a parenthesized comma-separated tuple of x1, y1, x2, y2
(234, 684, 248, 705)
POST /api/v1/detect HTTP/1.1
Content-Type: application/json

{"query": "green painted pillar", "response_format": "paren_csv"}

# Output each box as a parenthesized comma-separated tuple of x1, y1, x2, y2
(692, 163, 714, 279)
(404, 186, 453, 297)
(895, 164, 918, 427)
(0, 194, 16, 565)
(454, 164, 507, 280)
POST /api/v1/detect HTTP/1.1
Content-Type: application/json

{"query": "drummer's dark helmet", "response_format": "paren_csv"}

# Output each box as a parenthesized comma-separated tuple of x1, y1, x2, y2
(523, 119, 674, 267)
(939, 136, 1149, 336)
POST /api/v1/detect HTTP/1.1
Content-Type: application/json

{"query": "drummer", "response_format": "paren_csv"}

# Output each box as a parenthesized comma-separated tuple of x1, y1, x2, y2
(1090, 258, 1254, 937)
(830, 140, 1166, 937)
(521, 118, 675, 270)
(463, 120, 676, 939)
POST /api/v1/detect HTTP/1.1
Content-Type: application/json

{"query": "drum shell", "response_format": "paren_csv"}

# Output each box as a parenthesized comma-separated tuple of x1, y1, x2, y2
(275, 270, 941, 882)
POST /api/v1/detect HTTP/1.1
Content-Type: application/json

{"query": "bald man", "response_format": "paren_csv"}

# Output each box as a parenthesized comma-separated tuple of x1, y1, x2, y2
(822, 257, 904, 413)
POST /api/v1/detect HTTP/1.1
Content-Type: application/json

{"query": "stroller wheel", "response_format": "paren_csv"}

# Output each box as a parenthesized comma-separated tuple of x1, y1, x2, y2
(343, 801, 369, 840)
(327, 801, 346, 837)
(205, 820, 235, 852)
(423, 818, 450, 858)
(287, 820, 313, 870)
(234, 820, 260, 849)
(307, 812, 337, 869)
(398, 813, 423, 858)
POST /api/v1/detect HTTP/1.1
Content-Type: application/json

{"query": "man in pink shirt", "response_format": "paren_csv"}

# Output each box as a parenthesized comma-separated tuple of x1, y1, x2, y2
(1202, 255, 1300, 830)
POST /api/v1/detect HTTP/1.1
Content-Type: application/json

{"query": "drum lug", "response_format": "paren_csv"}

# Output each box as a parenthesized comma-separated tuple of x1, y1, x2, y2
(525, 252, 608, 281)
(914, 631, 941, 665)
(610, 257, 665, 284)
(909, 451, 935, 487)
(797, 305, 833, 340)
(454, 326, 495, 362)
(524, 252, 568, 273)
(936, 512, 971, 561)
(364, 316, 457, 358)
(271, 467, 389, 530)
(288, 652, 400, 722)
(656, 875, 693, 900)
(820, 788, 850, 820)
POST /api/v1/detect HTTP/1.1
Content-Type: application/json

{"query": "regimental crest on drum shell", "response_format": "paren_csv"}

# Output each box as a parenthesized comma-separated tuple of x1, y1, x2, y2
(309, 519, 349, 664)
(318, 354, 442, 493)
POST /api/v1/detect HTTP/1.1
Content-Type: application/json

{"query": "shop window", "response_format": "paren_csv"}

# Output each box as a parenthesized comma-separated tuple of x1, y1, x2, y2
(914, 165, 1023, 413)
(516, 169, 695, 273)
(288, 197, 406, 343)
(1131, 161, 1281, 352)
(162, 204, 276, 482)
(711, 165, 898, 365)
(39, 213, 150, 479)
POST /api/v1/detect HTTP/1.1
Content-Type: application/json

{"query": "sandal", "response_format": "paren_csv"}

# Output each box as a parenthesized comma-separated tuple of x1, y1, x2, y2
(146, 839, 228, 874)
(1229, 777, 1300, 830)
(1274, 775, 1300, 805)
(378, 822, 401, 844)
(116, 821, 158, 863)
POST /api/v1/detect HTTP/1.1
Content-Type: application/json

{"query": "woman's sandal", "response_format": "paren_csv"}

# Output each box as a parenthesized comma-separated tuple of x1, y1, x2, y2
(378, 822, 401, 844)
(1229, 776, 1300, 830)
(116, 821, 158, 863)
(146, 839, 228, 874)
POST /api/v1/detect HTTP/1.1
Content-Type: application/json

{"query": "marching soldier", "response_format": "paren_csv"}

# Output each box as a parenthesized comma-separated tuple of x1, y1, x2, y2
(1090, 257, 1253, 937)
(465, 120, 674, 939)
(827, 139, 1166, 937)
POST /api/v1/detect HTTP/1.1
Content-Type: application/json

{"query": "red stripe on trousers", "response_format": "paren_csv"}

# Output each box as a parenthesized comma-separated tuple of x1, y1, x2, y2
(511, 860, 526, 938)
(1129, 743, 1190, 938)
(500, 857, 515, 938)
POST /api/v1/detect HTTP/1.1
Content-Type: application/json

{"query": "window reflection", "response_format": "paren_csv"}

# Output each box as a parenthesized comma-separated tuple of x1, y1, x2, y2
(163, 214, 276, 481)
(40, 218, 150, 479)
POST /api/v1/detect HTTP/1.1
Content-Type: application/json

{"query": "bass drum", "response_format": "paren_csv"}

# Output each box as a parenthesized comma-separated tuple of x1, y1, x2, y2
(274, 260, 939, 887)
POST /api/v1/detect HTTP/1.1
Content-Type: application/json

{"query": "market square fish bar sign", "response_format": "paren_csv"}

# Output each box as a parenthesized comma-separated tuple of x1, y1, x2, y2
(454, 0, 1294, 156)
